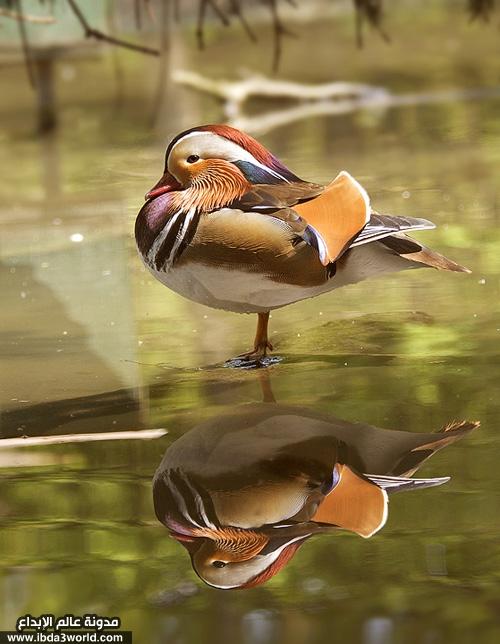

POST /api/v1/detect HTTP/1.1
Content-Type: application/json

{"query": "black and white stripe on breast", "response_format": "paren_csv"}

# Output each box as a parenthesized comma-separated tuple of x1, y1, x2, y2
(167, 469, 220, 530)
(147, 208, 200, 271)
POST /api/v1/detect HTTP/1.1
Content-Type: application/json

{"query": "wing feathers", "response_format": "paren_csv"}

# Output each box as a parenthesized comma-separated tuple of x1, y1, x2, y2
(294, 171, 371, 266)
(229, 173, 468, 274)
(231, 181, 323, 211)
(365, 474, 450, 494)
(311, 464, 387, 538)
(350, 212, 436, 247)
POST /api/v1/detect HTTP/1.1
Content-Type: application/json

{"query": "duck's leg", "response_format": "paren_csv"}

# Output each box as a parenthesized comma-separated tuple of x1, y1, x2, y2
(240, 312, 273, 359)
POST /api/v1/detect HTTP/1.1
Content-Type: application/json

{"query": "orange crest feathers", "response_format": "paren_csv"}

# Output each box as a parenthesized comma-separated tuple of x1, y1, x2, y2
(167, 124, 302, 182)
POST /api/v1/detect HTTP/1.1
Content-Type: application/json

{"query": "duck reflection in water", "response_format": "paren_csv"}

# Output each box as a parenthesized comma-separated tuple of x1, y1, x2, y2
(153, 377, 478, 590)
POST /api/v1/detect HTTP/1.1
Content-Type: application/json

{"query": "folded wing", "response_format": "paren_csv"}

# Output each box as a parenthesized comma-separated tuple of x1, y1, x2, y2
(294, 171, 371, 266)
(311, 464, 387, 538)
(231, 181, 324, 211)
(231, 171, 469, 274)
(351, 212, 436, 247)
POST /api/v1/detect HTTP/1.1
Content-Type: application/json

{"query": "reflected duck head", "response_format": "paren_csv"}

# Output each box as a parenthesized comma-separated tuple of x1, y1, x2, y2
(164, 517, 315, 590)
(154, 469, 318, 589)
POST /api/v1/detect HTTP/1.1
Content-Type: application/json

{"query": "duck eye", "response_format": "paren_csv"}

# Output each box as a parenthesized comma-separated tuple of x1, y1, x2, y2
(187, 155, 200, 164)
(212, 560, 226, 568)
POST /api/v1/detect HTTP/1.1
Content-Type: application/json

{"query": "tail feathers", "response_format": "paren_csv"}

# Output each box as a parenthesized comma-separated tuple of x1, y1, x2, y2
(439, 420, 480, 434)
(404, 245, 470, 273)
(394, 419, 478, 477)
(411, 419, 479, 454)
(365, 473, 450, 494)
(381, 234, 471, 273)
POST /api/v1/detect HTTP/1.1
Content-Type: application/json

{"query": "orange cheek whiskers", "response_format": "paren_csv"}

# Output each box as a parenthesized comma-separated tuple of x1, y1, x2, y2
(173, 162, 249, 213)
(190, 526, 269, 562)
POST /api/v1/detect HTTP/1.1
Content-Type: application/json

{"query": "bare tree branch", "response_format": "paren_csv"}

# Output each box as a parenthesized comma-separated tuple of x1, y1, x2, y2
(66, 0, 160, 56)
(3, 0, 498, 81)
(0, 7, 55, 23)
(0, 428, 167, 448)
(207, 0, 230, 26)
(107, 0, 126, 106)
(173, 70, 500, 136)
(134, 0, 142, 29)
(354, 0, 390, 47)
(196, 0, 208, 49)
(266, 0, 295, 73)
(173, 69, 387, 117)
(468, 0, 495, 21)
(152, 0, 171, 124)
(14, 0, 35, 88)
(229, 0, 257, 42)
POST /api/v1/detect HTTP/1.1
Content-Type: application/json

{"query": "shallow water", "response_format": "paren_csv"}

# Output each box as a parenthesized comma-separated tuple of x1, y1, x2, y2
(1, 10, 500, 643)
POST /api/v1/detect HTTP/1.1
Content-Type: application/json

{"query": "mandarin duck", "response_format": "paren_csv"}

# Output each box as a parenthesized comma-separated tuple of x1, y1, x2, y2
(153, 402, 478, 589)
(136, 125, 469, 362)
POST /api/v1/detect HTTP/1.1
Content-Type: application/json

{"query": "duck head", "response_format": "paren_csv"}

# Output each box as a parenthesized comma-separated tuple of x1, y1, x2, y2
(164, 517, 314, 590)
(145, 124, 302, 211)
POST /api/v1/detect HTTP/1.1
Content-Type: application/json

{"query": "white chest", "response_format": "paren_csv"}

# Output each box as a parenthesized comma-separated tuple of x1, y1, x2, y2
(147, 261, 318, 313)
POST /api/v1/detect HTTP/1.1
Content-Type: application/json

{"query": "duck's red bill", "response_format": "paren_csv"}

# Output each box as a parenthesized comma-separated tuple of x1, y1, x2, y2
(145, 171, 181, 200)
(169, 530, 196, 543)
(164, 516, 197, 542)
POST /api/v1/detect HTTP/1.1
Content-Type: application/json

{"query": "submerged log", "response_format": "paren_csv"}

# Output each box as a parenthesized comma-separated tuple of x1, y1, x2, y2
(172, 69, 389, 118)
(173, 70, 500, 135)
(0, 428, 167, 448)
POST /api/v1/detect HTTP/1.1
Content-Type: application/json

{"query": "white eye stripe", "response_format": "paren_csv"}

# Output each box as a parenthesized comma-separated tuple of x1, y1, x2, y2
(168, 131, 290, 183)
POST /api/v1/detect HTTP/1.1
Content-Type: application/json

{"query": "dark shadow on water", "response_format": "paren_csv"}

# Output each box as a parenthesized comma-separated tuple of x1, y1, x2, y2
(0, 387, 141, 439)
(223, 355, 284, 370)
